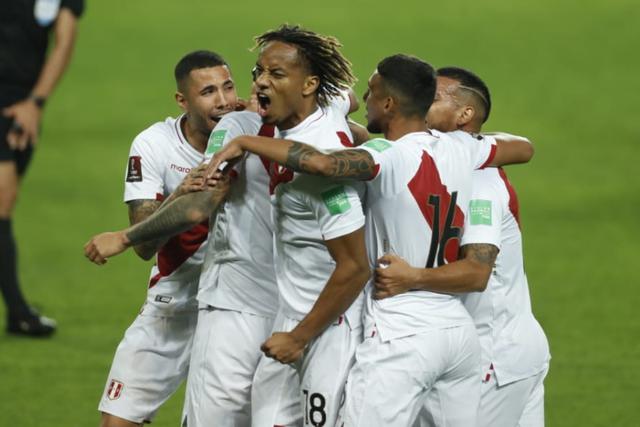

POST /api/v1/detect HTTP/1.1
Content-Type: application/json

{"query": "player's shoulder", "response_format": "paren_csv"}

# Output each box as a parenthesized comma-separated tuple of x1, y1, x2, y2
(216, 111, 262, 132)
(132, 116, 181, 151)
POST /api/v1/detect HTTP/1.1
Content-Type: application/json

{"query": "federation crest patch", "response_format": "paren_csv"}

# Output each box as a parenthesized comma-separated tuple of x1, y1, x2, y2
(321, 186, 351, 215)
(107, 379, 124, 400)
(363, 138, 392, 152)
(126, 156, 143, 182)
(469, 199, 492, 225)
(206, 129, 227, 155)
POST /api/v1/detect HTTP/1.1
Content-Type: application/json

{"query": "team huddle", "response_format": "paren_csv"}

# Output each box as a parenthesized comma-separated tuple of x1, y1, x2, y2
(84, 25, 550, 427)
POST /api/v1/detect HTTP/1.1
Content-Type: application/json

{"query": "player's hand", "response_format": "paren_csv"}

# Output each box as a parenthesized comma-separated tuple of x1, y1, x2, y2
(261, 332, 306, 364)
(174, 163, 209, 196)
(374, 254, 420, 299)
(2, 99, 42, 150)
(83, 231, 130, 265)
(204, 138, 246, 183)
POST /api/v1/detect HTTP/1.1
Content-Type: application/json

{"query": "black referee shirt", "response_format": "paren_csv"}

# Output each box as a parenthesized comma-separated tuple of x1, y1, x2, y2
(0, 0, 84, 101)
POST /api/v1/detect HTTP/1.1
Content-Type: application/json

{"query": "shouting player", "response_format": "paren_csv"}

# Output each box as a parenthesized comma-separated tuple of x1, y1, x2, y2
(203, 25, 370, 427)
(376, 66, 550, 427)
(94, 50, 236, 427)
(208, 54, 534, 426)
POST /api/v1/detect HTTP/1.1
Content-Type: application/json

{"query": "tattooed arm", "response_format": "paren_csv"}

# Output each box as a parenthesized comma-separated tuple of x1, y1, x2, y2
(207, 136, 378, 181)
(125, 163, 211, 260)
(84, 176, 230, 265)
(127, 199, 164, 260)
(373, 243, 499, 299)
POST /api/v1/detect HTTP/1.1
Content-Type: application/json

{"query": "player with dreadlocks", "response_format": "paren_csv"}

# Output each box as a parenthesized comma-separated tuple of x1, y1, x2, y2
(238, 24, 370, 426)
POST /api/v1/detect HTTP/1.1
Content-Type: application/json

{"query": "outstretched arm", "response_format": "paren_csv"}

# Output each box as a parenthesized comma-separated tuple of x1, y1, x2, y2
(373, 243, 499, 299)
(207, 136, 378, 181)
(261, 227, 370, 364)
(84, 176, 229, 265)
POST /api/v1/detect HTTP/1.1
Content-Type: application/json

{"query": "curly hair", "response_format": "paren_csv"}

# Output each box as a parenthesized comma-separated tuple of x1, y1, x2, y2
(254, 24, 355, 107)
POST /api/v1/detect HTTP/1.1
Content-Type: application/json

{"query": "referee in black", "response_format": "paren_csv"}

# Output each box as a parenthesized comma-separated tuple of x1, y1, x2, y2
(1, 0, 84, 336)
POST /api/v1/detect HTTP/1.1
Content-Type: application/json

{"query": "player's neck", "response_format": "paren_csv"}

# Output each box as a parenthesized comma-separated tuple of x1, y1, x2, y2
(278, 101, 319, 131)
(181, 116, 207, 154)
(384, 116, 428, 141)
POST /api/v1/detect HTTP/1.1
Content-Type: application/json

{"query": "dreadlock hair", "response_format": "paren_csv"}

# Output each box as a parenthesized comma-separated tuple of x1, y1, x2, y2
(254, 24, 355, 107)
(437, 66, 491, 123)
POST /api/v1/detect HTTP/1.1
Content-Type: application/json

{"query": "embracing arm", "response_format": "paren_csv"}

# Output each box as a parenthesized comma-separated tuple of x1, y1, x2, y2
(209, 136, 378, 181)
(126, 163, 211, 260)
(261, 227, 371, 363)
(84, 178, 229, 265)
(488, 133, 534, 166)
(374, 243, 499, 299)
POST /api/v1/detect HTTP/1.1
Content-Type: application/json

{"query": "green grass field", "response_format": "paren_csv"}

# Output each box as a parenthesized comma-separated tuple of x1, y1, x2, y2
(1, 0, 638, 425)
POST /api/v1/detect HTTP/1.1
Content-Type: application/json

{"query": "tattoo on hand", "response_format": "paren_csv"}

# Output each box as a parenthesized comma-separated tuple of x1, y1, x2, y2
(285, 142, 376, 180)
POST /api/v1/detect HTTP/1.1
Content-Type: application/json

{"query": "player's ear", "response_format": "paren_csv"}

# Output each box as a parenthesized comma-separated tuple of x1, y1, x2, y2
(175, 91, 187, 111)
(383, 95, 395, 114)
(302, 75, 320, 97)
(457, 105, 475, 127)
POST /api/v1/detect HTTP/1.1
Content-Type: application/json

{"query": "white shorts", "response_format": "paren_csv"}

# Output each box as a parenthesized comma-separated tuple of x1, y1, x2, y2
(98, 311, 197, 424)
(184, 306, 275, 427)
(341, 323, 480, 427)
(476, 363, 549, 427)
(252, 312, 362, 427)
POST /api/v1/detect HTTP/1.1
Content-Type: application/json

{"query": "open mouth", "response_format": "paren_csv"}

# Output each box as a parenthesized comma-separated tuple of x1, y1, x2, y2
(257, 93, 271, 117)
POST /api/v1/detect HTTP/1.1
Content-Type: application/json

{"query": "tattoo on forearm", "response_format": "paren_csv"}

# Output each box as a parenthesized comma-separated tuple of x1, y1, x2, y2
(462, 244, 499, 266)
(126, 189, 224, 245)
(285, 141, 376, 180)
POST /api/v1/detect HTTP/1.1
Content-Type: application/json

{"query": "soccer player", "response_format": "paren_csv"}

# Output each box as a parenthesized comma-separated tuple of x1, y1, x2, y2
(95, 50, 237, 427)
(375, 66, 550, 427)
(208, 54, 534, 426)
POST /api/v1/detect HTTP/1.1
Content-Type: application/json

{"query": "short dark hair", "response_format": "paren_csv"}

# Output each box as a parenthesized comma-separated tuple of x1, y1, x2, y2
(174, 50, 228, 88)
(254, 24, 355, 107)
(437, 66, 491, 123)
(376, 54, 436, 118)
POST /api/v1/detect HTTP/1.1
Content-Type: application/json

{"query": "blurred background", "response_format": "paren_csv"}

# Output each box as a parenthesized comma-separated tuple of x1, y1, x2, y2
(0, 0, 638, 425)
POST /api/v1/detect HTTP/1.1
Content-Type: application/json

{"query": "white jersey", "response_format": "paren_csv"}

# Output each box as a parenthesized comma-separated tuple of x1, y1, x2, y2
(358, 130, 497, 341)
(461, 167, 550, 385)
(197, 111, 279, 317)
(271, 94, 366, 326)
(124, 114, 207, 315)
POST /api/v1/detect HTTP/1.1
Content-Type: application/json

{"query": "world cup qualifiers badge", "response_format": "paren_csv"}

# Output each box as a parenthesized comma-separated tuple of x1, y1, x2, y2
(126, 156, 143, 182)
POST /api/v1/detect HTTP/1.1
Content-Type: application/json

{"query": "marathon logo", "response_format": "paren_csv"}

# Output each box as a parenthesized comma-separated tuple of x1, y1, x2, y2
(126, 156, 143, 182)
(107, 379, 124, 400)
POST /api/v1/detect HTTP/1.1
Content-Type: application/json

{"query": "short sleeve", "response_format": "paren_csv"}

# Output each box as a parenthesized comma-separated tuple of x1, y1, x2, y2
(326, 90, 352, 117)
(460, 179, 504, 248)
(309, 182, 365, 241)
(123, 135, 165, 203)
(444, 131, 497, 170)
(60, 0, 85, 17)
(358, 138, 409, 197)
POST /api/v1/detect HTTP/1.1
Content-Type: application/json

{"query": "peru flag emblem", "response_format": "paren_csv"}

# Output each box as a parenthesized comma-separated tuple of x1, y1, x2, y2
(107, 379, 124, 400)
